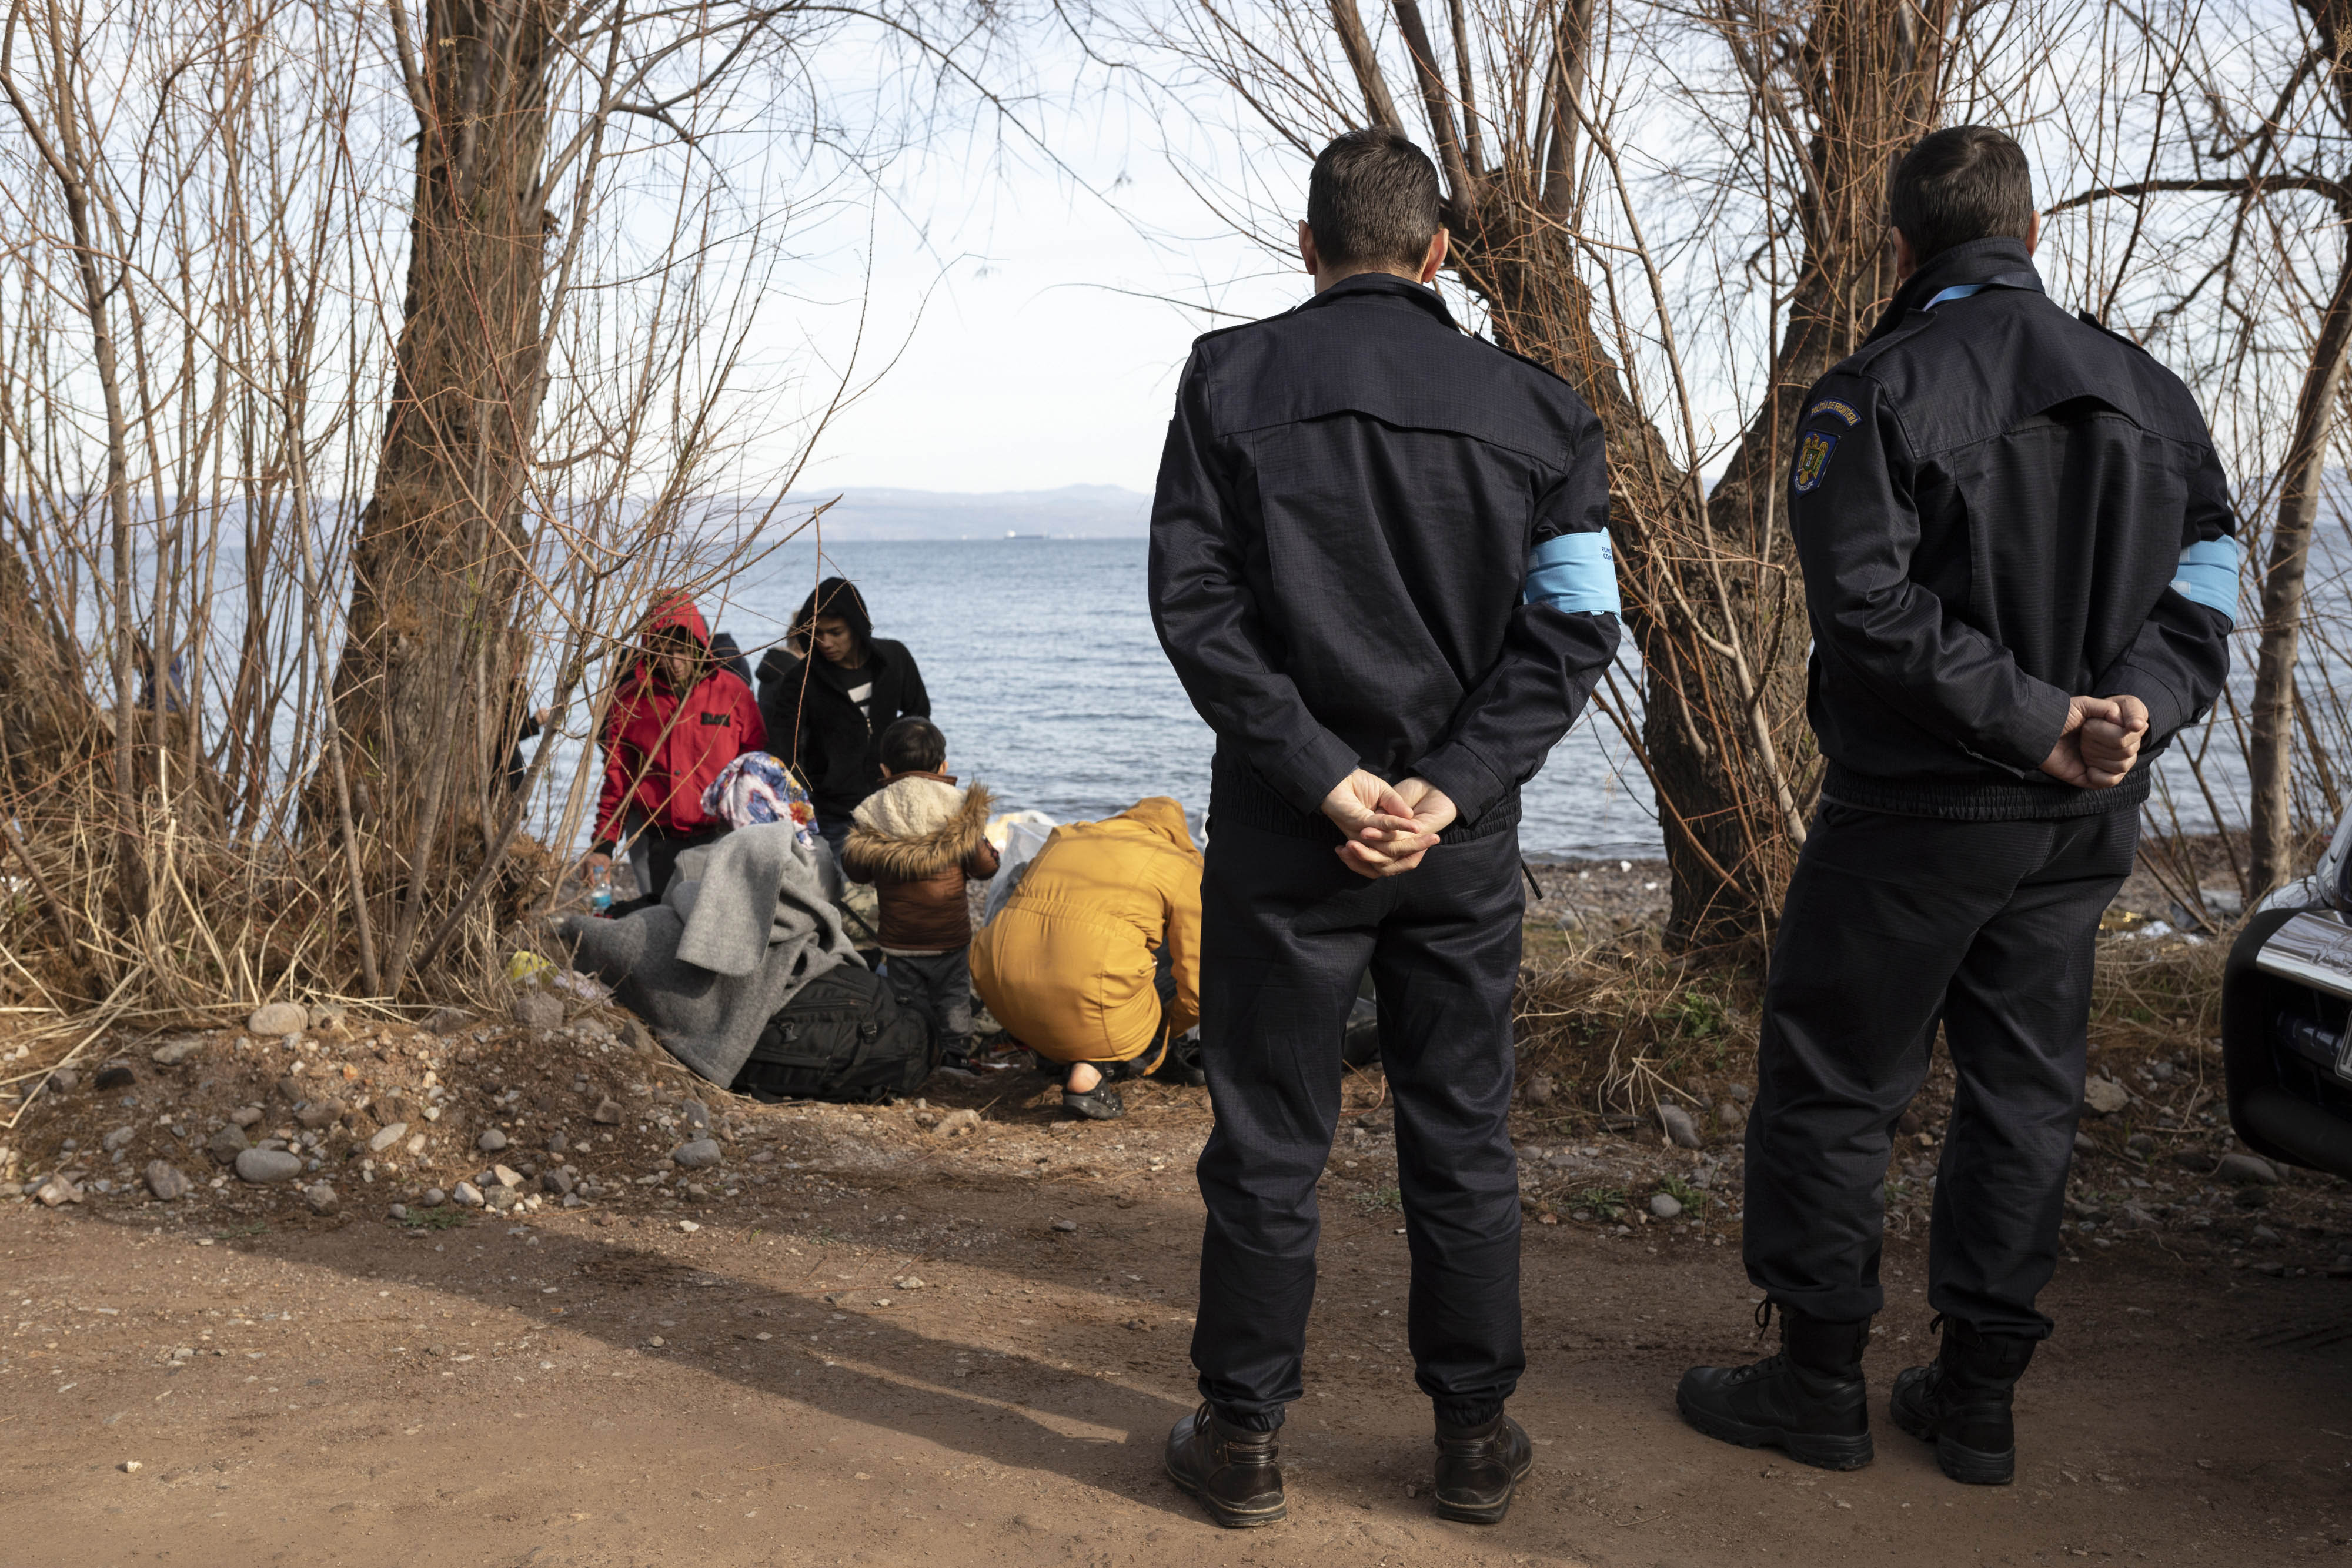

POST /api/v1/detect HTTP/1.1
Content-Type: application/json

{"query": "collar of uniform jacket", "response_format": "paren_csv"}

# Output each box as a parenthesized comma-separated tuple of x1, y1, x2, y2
(1864, 236, 2046, 346)
(1294, 270, 1463, 332)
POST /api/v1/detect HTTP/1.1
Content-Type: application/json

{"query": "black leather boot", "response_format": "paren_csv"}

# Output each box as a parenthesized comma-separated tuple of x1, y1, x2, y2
(1676, 1306, 1874, 1471)
(1165, 1402, 1286, 1527)
(1431, 1411, 1533, 1524)
(1890, 1316, 2036, 1485)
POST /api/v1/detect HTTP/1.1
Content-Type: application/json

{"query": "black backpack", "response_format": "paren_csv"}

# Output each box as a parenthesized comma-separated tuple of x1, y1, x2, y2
(730, 962, 937, 1104)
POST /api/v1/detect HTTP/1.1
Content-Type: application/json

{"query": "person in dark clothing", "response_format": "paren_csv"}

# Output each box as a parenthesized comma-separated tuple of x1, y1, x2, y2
(1148, 128, 1620, 1530)
(707, 630, 755, 688)
(1674, 127, 2236, 1487)
(754, 576, 930, 853)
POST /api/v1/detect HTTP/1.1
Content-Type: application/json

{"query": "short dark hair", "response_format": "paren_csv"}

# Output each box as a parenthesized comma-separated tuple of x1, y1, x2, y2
(1887, 126, 2036, 265)
(1307, 128, 1442, 273)
(879, 716, 946, 774)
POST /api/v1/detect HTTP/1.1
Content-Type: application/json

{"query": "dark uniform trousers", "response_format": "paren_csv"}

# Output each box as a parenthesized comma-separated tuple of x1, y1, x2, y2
(1190, 818, 1526, 1432)
(1745, 800, 2138, 1338)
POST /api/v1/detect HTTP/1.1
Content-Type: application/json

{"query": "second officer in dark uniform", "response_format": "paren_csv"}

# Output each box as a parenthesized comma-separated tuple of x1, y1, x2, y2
(1675, 126, 2236, 1484)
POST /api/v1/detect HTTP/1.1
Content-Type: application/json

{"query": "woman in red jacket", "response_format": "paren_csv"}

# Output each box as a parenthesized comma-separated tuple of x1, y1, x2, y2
(583, 593, 765, 898)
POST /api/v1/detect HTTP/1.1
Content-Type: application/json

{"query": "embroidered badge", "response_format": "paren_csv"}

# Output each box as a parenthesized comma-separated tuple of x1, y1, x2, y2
(1806, 398, 1860, 427)
(1792, 430, 1838, 494)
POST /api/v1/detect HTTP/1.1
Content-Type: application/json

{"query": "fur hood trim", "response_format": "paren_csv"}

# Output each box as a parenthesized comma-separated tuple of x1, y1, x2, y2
(846, 777, 995, 880)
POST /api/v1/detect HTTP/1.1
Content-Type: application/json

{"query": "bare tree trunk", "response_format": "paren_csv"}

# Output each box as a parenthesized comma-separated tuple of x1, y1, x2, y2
(2248, 244, 2352, 891)
(333, 0, 556, 987)
(2251, 0, 2352, 894)
(1659, 0, 1951, 941)
(1444, 0, 1952, 945)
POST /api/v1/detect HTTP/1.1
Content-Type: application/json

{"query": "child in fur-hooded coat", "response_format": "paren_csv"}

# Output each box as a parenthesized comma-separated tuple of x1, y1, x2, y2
(840, 718, 999, 1064)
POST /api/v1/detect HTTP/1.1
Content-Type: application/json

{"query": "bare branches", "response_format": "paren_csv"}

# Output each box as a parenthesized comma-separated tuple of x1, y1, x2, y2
(1331, 0, 1405, 128)
(2047, 173, 2350, 212)
(0, 0, 1023, 1012)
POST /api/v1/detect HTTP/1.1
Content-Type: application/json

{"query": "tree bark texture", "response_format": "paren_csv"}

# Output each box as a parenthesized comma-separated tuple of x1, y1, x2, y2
(1357, 0, 1952, 945)
(2250, 0, 2352, 894)
(1660, 0, 1952, 941)
(333, 0, 557, 969)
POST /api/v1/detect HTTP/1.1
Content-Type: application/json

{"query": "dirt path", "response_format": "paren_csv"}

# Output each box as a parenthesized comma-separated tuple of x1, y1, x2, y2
(5, 1094, 2348, 1568)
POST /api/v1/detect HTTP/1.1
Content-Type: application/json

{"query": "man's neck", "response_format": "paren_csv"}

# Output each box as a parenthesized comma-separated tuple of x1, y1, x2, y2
(1312, 265, 1423, 295)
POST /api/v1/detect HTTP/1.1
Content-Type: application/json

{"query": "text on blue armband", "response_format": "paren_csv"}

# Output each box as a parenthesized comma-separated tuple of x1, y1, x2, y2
(1524, 531, 1622, 616)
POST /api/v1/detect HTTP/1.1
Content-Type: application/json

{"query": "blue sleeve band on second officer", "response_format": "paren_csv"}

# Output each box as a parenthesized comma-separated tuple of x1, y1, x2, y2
(2170, 536, 2239, 624)
(1525, 530, 1622, 617)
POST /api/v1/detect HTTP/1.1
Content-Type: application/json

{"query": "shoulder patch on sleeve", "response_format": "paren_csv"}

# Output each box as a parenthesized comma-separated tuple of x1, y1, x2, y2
(1806, 398, 1860, 427)
(1792, 430, 1839, 494)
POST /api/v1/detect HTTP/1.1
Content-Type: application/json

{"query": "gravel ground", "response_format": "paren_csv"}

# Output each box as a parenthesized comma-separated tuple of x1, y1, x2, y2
(2, 1055, 2348, 1566)
(1, 835, 2347, 1564)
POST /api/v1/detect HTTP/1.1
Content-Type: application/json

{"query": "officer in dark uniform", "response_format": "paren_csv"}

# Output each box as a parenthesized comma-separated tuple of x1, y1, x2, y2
(1148, 128, 1622, 1527)
(1675, 126, 2236, 1485)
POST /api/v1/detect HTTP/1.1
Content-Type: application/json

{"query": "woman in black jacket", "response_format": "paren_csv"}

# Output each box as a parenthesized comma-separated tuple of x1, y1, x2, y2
(756, 576, 931, 851)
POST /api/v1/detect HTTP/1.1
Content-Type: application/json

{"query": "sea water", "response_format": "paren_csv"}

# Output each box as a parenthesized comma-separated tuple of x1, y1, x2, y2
(699, 537, 1666, 860)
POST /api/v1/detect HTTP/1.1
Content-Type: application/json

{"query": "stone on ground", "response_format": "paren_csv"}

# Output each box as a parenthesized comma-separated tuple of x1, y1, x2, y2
(2083, 1078, 2131, 1117)
(368, 1122, 409, 1154)
(2217, 1152, 2280, 1185)
(247, 1001, 308, 1037)
(143, 1162, 190, 1202)
(233, 1148, 304, 1185)
(1648, 1192, 1683, 1220)
(1658, 1103, 1704, 1150)
(673, 1139, 723, 1169)
(151, 1036, 203, 1066)
(512, 991, 563, 1030)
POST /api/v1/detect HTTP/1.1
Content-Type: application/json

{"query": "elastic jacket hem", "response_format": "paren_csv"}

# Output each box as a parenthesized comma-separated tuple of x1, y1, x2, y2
(1820, 761, 2150, 821)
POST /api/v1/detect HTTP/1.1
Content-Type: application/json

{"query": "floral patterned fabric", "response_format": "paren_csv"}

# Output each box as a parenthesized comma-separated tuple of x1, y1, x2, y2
(701, 751, 819, 846)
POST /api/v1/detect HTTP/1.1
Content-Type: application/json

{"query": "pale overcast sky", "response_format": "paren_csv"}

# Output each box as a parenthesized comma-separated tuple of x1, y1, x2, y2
(754, 94, 1308, 497)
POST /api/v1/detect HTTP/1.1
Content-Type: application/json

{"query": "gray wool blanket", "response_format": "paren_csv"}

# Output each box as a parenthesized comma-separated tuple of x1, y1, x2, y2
(562, 824, 858, 1088)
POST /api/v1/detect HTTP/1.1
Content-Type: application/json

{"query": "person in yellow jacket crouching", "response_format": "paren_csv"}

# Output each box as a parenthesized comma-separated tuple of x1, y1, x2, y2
(971, 797, 1202, 1121)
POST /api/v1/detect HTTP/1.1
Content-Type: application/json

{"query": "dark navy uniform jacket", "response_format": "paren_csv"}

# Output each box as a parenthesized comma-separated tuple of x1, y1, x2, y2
(1789, 237, 2237, 821)
(1148, 273, 1621, 840)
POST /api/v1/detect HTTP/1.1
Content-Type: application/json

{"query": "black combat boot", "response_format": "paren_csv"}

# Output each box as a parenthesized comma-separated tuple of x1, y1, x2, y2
(1676, 1305, 1875, 1471)
(1165, 1402, 1286, 1527)
(1890, 1316, 2037, 1485)
(1431, 1410, 1534, 1524)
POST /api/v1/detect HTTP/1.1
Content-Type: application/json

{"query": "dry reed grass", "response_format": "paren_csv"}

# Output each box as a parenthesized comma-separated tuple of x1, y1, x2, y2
(1512, 917, 2232, 1135)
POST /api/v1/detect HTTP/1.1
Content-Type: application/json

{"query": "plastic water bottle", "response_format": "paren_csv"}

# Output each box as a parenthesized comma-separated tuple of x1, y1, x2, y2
(589, 861, 613, 915)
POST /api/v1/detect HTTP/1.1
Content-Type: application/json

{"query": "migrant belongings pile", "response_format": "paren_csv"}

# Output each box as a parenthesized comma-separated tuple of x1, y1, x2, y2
(562, 823, 933, 1104)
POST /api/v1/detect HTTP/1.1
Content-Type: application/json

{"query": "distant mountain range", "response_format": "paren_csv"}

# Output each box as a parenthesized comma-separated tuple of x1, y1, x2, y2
(769, 484, 1151, 540)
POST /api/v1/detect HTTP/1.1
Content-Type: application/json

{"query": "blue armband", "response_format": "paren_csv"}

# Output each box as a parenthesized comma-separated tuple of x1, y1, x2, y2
(2170, 536, 2239, 624)
(1524, 531, 1621, 617)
